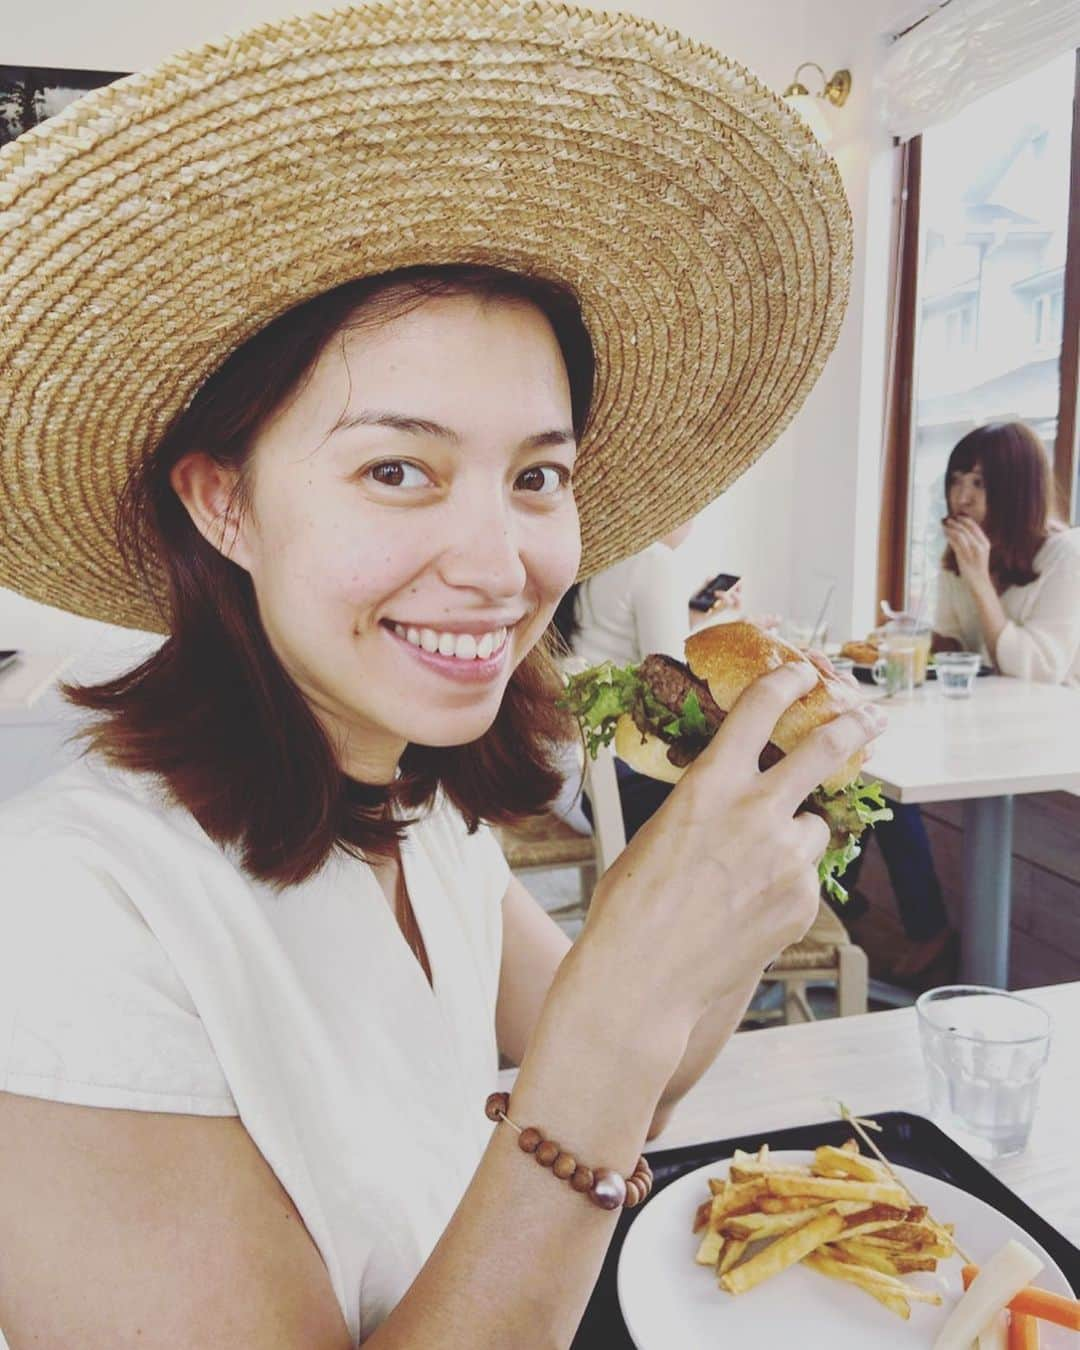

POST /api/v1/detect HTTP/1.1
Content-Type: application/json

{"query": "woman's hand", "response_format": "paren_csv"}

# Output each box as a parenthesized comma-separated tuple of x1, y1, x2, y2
(943, 515, 992, 589)
(576, 661, 886, 1027)
(708, 579, 743, 614)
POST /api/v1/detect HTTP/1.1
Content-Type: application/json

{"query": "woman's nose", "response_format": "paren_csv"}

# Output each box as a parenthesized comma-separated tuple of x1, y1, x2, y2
(437, 505, 528, 598)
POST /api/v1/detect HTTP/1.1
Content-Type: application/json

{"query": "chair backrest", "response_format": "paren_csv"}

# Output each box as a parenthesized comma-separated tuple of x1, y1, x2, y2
(580, 739, 626, 874)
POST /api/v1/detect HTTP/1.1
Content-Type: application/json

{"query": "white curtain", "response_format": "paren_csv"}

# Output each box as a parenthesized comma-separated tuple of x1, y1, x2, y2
(877, 0, 1080, 142)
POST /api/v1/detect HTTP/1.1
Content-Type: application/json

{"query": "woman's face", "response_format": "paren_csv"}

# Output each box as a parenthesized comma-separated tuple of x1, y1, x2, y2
(947, 460, 987, 528)
(189, 294, 581, 782)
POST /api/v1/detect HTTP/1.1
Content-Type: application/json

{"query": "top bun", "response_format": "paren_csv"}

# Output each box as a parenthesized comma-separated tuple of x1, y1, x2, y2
(684, 621, 866, 793)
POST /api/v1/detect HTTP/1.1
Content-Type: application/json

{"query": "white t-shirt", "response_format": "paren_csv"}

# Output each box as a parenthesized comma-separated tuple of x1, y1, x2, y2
(934, 528, 1080, 687)
(0, 751, 509, 1345)
(572, 542, 690, 668)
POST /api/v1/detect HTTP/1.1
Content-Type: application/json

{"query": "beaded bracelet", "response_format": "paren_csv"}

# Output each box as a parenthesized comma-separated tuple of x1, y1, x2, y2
(485, 1092, 653, 1210)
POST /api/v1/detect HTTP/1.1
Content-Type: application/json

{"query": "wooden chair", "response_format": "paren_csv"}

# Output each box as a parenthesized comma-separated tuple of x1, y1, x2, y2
(757, 899, 869, 1022)
(494, 739, 625, 927)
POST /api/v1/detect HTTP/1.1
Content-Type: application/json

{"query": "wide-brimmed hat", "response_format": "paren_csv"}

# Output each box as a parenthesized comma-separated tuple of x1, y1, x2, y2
(0, 0, 852, 635)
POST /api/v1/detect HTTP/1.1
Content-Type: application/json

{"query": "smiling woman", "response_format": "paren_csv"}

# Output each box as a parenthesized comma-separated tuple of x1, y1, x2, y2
(60, 265, 593, 885)
(0, 3, 862, 1347)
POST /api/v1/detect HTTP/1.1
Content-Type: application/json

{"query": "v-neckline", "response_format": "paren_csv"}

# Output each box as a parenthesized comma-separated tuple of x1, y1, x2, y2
(374, 837, 435, 995)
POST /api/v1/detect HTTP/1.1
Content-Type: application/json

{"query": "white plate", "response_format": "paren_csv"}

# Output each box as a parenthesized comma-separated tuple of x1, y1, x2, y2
(617, 1151, 1075, 1349)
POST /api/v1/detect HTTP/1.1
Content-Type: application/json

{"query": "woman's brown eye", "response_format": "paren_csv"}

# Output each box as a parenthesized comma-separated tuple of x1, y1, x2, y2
(516, 465, 566, 494)
(365, 461, 430, 488)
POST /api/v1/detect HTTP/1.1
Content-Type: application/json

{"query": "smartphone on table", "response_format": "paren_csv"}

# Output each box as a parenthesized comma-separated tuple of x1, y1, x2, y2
(689, 573, 741, 613)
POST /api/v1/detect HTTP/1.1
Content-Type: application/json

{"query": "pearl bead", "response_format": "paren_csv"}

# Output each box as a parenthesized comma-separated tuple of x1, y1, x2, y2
(589, 1168, 627, 1210)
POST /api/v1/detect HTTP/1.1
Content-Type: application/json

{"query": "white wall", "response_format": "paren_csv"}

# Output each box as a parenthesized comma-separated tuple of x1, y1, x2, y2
(1, 0, 894, 654)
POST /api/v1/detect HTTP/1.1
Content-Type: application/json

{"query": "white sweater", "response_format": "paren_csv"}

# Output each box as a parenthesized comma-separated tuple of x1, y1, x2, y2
(572, 541, 690, 668)
(933, 528, 1080, 687)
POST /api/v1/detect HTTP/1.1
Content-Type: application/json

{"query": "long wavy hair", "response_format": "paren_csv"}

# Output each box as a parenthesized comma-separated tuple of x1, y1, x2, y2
(61, 265, 595, 888)
(942, 421, 1062, 590)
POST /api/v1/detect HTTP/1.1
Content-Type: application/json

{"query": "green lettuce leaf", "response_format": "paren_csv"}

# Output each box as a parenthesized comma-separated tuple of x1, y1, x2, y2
(811, 778, 894, 903)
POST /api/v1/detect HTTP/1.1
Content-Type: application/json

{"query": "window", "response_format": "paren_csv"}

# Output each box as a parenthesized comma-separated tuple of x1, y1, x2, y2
(902, 51, 1078, 616)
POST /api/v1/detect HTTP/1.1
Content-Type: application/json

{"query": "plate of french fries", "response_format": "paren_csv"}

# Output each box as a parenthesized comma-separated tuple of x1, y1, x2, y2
(617, 1139, 1077, 1348)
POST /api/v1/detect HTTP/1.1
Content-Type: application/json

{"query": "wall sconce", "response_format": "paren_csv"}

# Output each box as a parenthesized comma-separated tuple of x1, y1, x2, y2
(782, 63, 852, 147)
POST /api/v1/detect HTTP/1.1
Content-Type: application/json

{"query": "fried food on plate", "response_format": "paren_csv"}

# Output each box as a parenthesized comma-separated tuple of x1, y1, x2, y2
(690, 1139, 957, 1320)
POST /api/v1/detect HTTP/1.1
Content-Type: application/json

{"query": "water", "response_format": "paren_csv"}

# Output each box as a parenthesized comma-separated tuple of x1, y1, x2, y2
(939, 666, 977, 698)
(917, 989, 1051, 1160)
(925, 1057, 1042, 1159)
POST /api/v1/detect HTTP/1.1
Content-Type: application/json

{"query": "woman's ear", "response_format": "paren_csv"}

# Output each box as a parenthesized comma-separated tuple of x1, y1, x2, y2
(169, 452, 252, 570)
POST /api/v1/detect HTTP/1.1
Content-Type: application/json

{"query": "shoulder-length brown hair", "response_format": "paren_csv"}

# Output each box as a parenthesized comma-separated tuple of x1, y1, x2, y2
(62, 264, 594, 889)
(942, 421, 1059, 589)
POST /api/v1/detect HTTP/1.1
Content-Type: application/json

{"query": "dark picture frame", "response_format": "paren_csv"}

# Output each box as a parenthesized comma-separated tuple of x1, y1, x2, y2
(1, 65, 128, 146)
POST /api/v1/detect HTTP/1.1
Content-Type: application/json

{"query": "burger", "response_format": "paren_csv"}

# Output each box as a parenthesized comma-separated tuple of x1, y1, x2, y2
(560, 621, 892, 901)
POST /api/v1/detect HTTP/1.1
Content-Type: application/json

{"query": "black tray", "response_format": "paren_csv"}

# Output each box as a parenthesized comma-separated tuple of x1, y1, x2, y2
(571, 1110, 1080, 1348)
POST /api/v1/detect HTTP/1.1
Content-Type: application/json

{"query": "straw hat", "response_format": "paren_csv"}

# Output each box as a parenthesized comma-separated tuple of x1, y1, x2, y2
(0, 0, 852, 635)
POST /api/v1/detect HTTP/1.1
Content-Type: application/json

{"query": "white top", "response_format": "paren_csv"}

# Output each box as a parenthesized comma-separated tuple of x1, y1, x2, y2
(571, 542, 689, 668)
(0, 752, 508, 1346)
(933, 528, 1080, 687)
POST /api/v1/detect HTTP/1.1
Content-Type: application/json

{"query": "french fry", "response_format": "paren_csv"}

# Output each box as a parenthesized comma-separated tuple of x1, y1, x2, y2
(718, 1239, 748, 1275)
(693, 1199, 711, 1233)
(765, 1174, 910, 1206)
(808, 1252, 943, 1306)
(695, 1224, 726, 1266)
(720, 1210, 846, 1295)
(723, 1205, 859, 1241)
(805, 1253, 912, 1319)
(759, 1195, 830, 1214)
(813, 1144, 886, 1183)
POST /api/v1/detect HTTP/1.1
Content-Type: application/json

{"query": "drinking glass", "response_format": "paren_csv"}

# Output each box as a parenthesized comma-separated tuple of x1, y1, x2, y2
(916, 986, 1052, 1160)
(885, 618, 932, 686)
(936, 650, 982, 698)
(871, 640, 916, 697)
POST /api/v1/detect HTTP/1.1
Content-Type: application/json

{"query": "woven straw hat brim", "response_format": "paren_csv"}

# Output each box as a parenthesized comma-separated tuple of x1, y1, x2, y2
(0, 0, 852, 635)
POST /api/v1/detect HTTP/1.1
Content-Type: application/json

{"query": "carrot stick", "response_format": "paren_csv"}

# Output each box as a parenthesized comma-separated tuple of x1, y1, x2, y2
(963, 1264, 1080, 1331)
(1008, 1311, 1040, 1350)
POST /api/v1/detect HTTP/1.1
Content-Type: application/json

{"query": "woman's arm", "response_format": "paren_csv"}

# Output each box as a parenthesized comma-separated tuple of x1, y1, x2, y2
(994, 543, 1080, 683)
(496, 876, 757, 1139)
(941, 517, 1008, 660)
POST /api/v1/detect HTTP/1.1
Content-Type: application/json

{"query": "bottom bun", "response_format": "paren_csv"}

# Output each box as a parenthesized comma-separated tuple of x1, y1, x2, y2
(613, 714, 688, 784)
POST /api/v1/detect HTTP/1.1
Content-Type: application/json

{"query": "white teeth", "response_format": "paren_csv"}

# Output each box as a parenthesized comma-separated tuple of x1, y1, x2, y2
(454, 633, 478, 660)
(392, 623, 511, 659)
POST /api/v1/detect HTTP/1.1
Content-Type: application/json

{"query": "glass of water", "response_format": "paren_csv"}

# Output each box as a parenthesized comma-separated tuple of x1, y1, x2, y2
(916, 986, 1052, 1159)
(935, 650, 982, 698)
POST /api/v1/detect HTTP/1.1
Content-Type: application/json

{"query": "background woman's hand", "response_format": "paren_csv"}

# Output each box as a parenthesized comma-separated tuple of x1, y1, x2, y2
(943, 515, 992, 588)
(577, 660, 886, 1028)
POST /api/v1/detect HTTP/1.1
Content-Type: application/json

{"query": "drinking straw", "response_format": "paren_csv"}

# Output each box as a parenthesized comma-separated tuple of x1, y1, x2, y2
(809, 582, 836, 650)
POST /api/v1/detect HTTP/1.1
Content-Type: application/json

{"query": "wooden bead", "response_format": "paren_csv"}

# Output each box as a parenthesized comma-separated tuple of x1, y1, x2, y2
(484, 1092, 509, 1122)
(624, 1178, 644, 1207)
(518, 1127, 542, 1154)
(552, 1152, 577, 1180)
(570, 1165, 594, 1193)
(535, 1140, 560, 1167)
(589, 1168, 627, 1210)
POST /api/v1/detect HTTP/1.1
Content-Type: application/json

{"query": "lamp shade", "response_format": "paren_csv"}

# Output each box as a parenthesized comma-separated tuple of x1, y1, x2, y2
(783, 92, 833, 146)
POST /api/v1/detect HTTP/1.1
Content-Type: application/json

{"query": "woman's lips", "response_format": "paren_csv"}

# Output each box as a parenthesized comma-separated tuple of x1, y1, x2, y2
(381, 622, 511, 683)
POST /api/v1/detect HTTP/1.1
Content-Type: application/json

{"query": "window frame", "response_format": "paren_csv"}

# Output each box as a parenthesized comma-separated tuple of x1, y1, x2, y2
(878, 48, 1080, 614)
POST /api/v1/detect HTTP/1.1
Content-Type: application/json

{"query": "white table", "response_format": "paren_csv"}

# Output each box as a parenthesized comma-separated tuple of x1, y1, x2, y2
(862, 677, 1080, 987)
(497, 982, 1080, 1253)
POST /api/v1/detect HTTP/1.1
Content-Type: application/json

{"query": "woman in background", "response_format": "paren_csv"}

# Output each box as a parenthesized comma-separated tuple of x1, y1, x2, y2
(846, 421, 1078, 986)
(934, 421, 1080, 685)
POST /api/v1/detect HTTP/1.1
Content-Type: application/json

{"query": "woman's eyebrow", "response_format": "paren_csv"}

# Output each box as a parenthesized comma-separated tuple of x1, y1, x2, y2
(328, 408, 575, 449)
